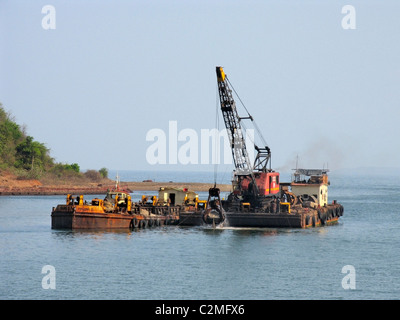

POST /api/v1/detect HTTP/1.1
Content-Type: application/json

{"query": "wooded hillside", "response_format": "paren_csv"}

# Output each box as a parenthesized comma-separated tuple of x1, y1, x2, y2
(0, 103, 107, 181)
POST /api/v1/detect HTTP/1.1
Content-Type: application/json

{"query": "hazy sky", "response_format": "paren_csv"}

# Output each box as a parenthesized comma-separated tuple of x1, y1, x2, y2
(1, 0, 399, 174)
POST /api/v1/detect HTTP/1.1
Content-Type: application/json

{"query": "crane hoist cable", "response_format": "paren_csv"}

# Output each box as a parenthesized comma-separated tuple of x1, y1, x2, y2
(214, 83, 220, 186)
(225, 76, 269, 149)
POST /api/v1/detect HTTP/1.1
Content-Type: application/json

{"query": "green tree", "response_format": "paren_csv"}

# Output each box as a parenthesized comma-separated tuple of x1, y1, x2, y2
(99, 167, 108, 179)
(15, 136, 50, 170)
(60, 163, 80, 173)
(0, 105, 24, 166)
(70, 163, 80, 173)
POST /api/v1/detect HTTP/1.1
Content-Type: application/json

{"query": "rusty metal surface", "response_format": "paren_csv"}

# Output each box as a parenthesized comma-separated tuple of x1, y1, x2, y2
(51, 210, 135, 229)
(178, 203, 343, 229)
(51, 195, 182, 230)
(51, 212, 180, 230)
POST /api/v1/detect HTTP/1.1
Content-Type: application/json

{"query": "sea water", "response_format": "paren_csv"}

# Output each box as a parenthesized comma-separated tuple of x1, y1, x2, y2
(1, 169, 399, 300)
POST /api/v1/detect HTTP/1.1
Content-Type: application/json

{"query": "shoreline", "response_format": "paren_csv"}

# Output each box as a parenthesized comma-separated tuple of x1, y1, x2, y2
(0, 181, 232, 196)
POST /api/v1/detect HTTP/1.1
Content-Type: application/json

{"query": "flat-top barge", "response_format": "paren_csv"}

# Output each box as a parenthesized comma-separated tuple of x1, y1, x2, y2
(179, 168, 343, 228)
(51, 183, 185, 229)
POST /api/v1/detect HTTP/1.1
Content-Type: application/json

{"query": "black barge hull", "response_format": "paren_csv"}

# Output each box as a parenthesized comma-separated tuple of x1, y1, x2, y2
(179, 204, 343, 229)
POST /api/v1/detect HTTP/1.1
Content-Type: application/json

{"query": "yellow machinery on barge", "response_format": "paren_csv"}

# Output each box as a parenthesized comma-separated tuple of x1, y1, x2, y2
(51, 185, 180, 229)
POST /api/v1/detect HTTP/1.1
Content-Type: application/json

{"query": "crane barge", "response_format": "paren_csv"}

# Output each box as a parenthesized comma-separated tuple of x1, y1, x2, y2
(215, 67, 280, 207)
(179, 67, 344, 228)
